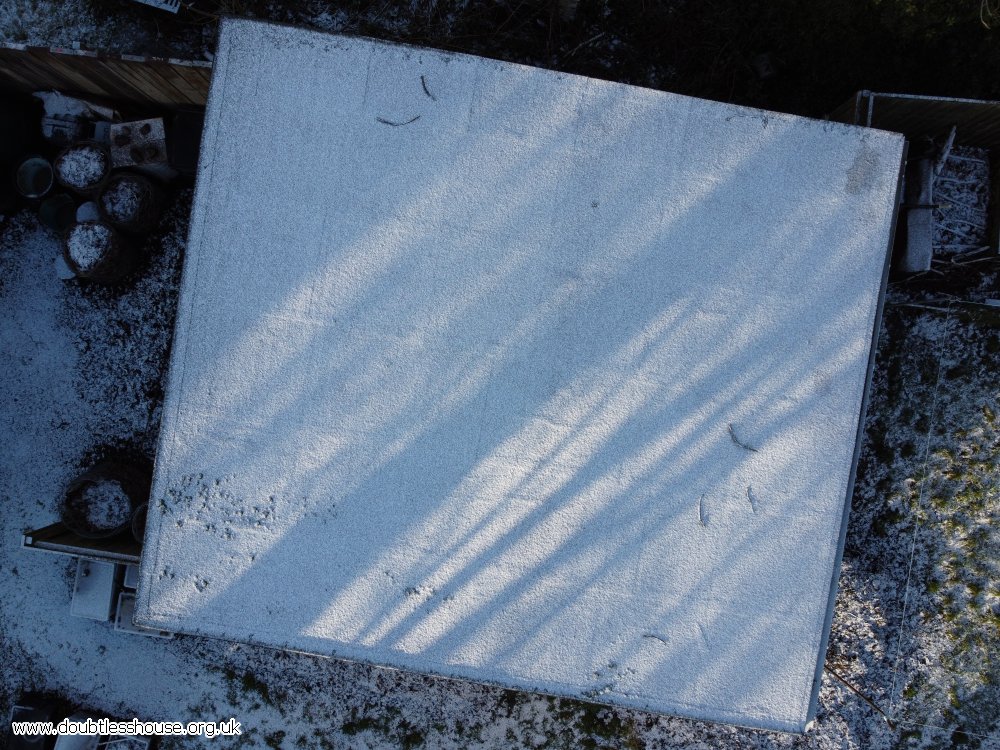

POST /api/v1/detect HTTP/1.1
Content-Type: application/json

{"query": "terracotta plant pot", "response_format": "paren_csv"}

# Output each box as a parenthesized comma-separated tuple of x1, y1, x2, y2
(63, 220, 133, 283)
(53, 141, 111, 197)
(99, 172, 164, 234)
(60, 457, 152, 540)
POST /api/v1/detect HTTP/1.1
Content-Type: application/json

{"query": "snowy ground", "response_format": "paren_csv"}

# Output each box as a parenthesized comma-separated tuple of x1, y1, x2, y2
(2, 1, 1000, 747)
(2, 182, 999, 750)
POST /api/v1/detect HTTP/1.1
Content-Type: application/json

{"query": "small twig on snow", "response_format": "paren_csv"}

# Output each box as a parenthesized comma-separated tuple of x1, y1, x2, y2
(825, 664, 896, 729)
(376, 115, 421, 127)
(728, 423, 758, 452)
(420, 75, 436, 100)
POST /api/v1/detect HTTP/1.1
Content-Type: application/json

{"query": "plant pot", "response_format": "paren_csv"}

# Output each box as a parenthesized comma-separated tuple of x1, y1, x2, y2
(99, 172, 164, 234)
(53, 141, 111, 197)
(60, 458, 152, 540)
(63, 220, 134, 283)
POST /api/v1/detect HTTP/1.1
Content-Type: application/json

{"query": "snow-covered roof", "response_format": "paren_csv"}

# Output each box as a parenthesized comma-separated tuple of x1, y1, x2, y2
(134, 18, 904, 732)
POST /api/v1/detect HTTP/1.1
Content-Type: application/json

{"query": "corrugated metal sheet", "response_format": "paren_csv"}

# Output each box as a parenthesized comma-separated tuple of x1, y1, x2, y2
(830, 90, 1000, 151)
(826, 92, 864, 129)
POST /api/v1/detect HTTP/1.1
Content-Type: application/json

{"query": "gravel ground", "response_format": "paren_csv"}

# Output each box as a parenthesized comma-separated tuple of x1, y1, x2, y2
(1, 1, 999, 747)
(2, 174, 997, 750)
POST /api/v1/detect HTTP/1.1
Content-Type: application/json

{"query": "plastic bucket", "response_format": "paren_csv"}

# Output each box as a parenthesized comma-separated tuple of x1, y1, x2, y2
(15, 156, 54, 199)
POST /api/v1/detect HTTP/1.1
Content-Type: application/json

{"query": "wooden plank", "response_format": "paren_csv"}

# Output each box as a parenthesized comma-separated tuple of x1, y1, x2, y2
(65, 57, 147, 107)
(39, 49, 155, 105)
(1, 44, 213, 108)
(189, 65, 215, 89)
(119, 53, 190, 102)
(61, 49, 147, 104)
(169, 64, 212, 104)
(96, 57, 175, 106)
(33, 47, 114, 97)
(0, 52, 46, 92)
(0, 48, 61, 91)
(146, 56, 212, 103)
(25, 46, 116, 100)
(88, 56, 160, 104)
(173, 60, 214, 80)
(146, 59, 202, 104)
(121, 53, 197, 105)
(0, 68, 28, 91)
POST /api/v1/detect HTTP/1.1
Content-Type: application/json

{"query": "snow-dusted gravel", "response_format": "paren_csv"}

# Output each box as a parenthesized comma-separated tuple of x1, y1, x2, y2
(2, 1, 999, 745)
(3, 183, 998, 748)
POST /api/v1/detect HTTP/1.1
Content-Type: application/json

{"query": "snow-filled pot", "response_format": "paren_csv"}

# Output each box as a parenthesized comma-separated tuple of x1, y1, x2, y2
(63, 220, 131, 282)
(99, 172, 163, 234)
(14, 156, 54, 199)
(53, 141, 111, 197)
(60, 458, 152, 540)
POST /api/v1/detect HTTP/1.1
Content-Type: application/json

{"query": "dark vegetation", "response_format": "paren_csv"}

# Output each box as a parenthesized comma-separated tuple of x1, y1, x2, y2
(119, 0, 1000, 118)
(4, 2, 999, 748)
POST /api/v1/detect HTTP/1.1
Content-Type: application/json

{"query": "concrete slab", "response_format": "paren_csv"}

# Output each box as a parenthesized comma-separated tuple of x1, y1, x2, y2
(135, 19, 904, 732)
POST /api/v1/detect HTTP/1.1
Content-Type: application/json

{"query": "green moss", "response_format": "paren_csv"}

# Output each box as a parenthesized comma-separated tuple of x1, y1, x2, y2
(872, 507, 904, 536)
(311, 729, 336, 749)
(497, 689, 522, 717)
(944, 364, 968, 380)
(905, 377, 1000, 743)
(341, 716, 380, 736)
(240, 672, 272, 706)
(399, 722, 425, 749)
(871, 433, 894, 465)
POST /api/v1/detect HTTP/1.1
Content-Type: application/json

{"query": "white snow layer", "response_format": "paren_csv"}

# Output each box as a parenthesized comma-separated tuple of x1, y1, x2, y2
(135, 18, 905, 733)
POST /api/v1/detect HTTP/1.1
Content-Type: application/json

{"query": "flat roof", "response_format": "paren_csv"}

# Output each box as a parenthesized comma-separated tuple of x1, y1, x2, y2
(135, 18, 904, 732)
